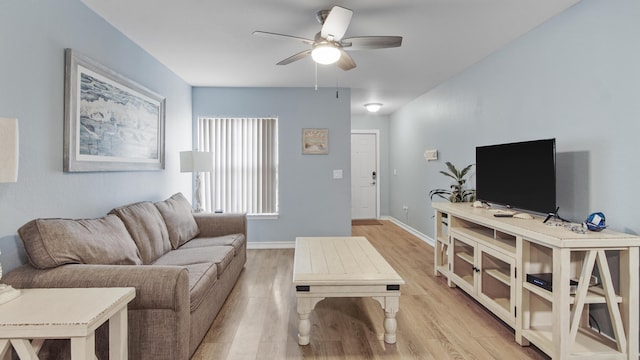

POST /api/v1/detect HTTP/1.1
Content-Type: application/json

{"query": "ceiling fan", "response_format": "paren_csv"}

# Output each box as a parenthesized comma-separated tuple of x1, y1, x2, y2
(253, 5, 402, 71)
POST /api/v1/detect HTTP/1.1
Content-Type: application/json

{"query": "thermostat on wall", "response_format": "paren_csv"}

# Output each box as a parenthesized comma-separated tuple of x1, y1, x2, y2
(424, 149, 438, 161)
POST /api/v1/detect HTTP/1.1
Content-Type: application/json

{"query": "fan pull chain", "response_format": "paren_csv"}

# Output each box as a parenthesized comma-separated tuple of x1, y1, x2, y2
(314, 62, 318, 91)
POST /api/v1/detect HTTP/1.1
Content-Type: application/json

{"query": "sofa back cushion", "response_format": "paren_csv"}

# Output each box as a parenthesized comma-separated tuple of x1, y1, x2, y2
(109, 201, 172, 264)
(155, 193, 200, 249)
(18, 215, 142, 269)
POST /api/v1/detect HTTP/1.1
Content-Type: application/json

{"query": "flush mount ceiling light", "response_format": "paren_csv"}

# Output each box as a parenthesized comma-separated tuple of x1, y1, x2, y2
(311, 43, 341, 65)
(364, 103, 383, 113)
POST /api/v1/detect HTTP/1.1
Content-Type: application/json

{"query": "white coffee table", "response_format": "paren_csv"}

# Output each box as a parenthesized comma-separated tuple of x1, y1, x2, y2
(0, 287, 135, 360)
(293, 236, 405, 345)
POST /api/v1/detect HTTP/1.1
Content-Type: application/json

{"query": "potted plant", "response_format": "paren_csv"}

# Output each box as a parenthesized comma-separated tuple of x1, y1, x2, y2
(429, 162, 476, 203)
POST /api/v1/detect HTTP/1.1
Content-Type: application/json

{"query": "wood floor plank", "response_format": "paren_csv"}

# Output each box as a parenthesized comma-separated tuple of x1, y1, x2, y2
(259, 254, 294, 343)
(225, 297, 268, 359)
(255, 342, 286, 360)
(191, 341, 231, 360)
(193, 220, 550, 359)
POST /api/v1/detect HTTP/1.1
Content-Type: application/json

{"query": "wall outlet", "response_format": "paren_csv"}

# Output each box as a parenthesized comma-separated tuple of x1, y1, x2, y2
(403, 205, 409, 211)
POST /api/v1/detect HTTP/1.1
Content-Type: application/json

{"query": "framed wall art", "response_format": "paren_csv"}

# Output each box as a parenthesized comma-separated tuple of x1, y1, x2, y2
(63, 48, 165, 172)
(302, 128, 328, 155)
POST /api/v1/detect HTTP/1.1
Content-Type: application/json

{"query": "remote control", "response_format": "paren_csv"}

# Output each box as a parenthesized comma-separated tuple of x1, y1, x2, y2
(494, 213, 514, 218)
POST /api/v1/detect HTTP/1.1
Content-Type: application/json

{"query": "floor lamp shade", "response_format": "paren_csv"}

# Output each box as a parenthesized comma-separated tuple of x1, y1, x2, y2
(0, 118, 18, 183)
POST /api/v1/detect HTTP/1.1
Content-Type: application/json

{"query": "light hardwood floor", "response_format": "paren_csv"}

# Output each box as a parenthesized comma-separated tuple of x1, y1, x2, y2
(192, 220, 549, 360)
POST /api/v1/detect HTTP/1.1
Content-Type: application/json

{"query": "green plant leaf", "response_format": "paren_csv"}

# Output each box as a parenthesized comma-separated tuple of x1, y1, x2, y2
(445, 162, 460, 178)
(459, 164, 474, 178)
(439, 171, 457, 181)
(429, 162, 475, 203)
(429, 189, 451, 200)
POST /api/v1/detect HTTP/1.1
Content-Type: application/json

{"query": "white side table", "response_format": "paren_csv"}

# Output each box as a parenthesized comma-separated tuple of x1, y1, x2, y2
(0, 287, 135, 360)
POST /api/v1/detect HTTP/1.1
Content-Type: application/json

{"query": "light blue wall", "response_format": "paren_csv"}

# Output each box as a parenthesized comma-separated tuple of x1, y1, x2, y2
(192, 87, 352, 243)
(388, 0, 640, 342)
(390, 0, 640, 240)
(351, 114, 390, 217)
(0, 0, 193, 272)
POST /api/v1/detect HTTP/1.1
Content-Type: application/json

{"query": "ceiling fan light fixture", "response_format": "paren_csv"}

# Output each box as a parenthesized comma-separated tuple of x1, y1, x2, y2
(364, 103, 383, 113)
(311, 44, 341, 64)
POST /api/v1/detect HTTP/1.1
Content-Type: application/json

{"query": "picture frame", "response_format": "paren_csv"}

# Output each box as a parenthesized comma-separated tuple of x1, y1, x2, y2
(302, 128, 329, 155)
(63, 48, 166, 172)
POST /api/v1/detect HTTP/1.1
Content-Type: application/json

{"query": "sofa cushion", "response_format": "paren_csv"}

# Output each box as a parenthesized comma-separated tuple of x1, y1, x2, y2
(17, 215, 142, 269)
(109, 201, 171, 264)
(183, 262, 218, 312)
(155, 193, 200, 249)
(152, 246, 235, 279)
(179, 234, 245, 255)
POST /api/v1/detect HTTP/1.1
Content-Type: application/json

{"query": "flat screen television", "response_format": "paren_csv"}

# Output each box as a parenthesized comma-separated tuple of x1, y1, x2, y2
(475, 138, 556, 214)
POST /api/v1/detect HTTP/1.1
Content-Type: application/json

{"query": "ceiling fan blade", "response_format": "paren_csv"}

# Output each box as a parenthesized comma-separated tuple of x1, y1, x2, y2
(276, 49, 313, 65)
(253, 31, 314, 45)
(321, 6, 353, 41)
(341, 36, 403, 50)
(336, 49, 356, 71)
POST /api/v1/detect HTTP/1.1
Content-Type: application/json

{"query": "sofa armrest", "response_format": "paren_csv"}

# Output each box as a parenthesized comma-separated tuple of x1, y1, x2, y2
(3, 264, 189, 311)
(193, 213, 246, 238)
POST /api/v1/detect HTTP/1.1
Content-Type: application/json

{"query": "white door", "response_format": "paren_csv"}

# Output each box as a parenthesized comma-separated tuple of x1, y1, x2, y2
(351, 132, 378, 219)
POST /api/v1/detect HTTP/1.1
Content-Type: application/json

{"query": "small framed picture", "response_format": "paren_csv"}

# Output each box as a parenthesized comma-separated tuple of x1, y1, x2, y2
(302, 128, 328, 155)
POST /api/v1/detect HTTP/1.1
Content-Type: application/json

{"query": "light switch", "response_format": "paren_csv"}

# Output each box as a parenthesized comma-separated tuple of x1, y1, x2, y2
(333, 169, 343, 179)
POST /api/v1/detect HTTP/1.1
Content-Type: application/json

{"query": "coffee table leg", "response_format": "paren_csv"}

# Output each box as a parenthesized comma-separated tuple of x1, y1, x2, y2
(297, 312, 311, 346)
(384, 309, 398, 344)
(296, 297, 324, 345)
(373, 295, 400, 344)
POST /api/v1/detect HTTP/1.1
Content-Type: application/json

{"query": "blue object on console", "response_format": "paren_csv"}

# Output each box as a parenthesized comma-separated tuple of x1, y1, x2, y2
(585, 212, 607, 231)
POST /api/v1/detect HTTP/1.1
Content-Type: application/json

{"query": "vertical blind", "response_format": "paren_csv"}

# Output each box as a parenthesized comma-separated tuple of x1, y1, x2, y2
(197, 117, 278, 214)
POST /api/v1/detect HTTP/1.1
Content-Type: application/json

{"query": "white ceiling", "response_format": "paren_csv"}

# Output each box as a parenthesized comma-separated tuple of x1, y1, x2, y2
(81, 0, 580, 115)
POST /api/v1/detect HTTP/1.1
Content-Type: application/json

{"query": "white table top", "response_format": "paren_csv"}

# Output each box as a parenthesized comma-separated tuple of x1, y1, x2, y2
(293, 236, 405, 286)
(432, 202, 640, 248)
(0, 287, 135, 338)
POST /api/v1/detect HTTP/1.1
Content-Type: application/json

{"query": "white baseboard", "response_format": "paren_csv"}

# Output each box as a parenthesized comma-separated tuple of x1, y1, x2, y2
(247, 241, 295, 249)
(382, 216, 435, 247)
(246, 218, 435, 249)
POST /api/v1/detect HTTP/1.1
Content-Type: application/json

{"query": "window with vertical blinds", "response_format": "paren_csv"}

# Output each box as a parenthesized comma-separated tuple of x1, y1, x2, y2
(197, 117, 278, 214)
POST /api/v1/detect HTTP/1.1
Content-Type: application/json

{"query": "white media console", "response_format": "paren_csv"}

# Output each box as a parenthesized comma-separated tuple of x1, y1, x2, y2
(433, 202, 639, 359)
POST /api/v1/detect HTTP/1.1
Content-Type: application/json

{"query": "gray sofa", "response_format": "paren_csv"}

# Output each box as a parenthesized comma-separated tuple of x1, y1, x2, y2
(4, 193, 246, 360)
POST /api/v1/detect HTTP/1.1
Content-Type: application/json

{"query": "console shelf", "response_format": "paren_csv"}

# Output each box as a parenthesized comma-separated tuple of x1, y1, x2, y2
(456, 251, 474, 265)
(522, 282, 622, 305)
(451, 227, 517, 255)
(523, 326, 620, 358)
(433, 202, 640, 359)
(486, 268, 510, 285)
